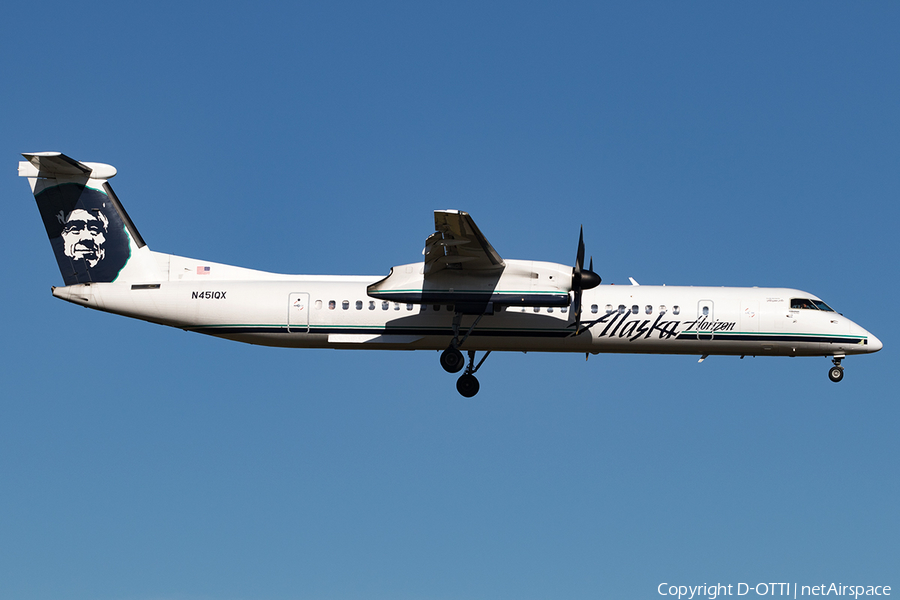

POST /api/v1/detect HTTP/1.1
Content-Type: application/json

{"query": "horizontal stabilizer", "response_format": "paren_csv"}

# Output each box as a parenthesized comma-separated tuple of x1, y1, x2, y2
(19, 152, 117, 180)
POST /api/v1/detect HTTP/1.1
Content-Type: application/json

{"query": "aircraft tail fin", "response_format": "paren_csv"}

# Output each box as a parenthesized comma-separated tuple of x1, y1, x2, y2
(20, 152, 161, 285)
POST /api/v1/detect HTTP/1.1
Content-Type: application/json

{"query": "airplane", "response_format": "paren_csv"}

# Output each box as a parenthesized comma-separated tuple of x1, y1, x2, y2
(20, 152, 882, 396)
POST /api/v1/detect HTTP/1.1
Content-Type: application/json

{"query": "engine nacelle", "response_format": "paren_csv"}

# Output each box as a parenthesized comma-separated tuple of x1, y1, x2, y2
(367, 258, 574, 313)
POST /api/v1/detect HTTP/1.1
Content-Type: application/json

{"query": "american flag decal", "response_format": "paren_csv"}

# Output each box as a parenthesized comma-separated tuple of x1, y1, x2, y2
(197, 266, 210, 274)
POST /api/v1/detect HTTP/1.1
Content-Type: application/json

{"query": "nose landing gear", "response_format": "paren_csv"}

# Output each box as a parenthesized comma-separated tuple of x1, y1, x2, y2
(828, 355, 844, 383)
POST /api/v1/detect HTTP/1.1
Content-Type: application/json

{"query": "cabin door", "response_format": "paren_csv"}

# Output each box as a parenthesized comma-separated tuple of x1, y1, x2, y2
(288, 293, 310, 333)
(697, 300, 714, 340)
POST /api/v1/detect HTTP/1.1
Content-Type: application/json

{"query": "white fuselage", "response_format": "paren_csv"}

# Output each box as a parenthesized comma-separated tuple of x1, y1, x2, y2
(51, 250, 881, 359)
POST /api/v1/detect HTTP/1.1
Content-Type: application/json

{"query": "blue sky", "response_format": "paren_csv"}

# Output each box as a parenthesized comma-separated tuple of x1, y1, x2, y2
(1, 2, 897, 599)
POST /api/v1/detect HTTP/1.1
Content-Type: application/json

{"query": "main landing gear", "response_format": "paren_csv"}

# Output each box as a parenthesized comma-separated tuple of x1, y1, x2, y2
(441, 345, 491, 397)
(828, 355, 844, 383)
(441, 311, 491, 397)
(440, 346, 465, 373)
(456, 350, 491, 397)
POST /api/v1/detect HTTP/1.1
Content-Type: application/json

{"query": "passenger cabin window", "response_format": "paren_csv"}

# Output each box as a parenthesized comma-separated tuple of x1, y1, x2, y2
(702, 306, 709, 316)
(547, 307, 553, 313)
(355, 300, 363, 310)
(394, 303, 400, 311)
(659, 305, 666, 314)
(534, 306, 540, 313)
(315, 300, 322, 310)
(631, 305, 639, 314)
(433, 305, 440, 311)
(645, 305, 652, 315)
(618, 304, 626, 314)
(369, 301, 375, 310)
(382, 301, 389, 310)
(342, 300, 349, 310)
(606, 304, 613, 314)
(591, 304, 599, 314)
(561, 306, 567, 313)
(328, 300, 336, 310)
(673, 305, 680, 315)
(407, 304, 413, 311)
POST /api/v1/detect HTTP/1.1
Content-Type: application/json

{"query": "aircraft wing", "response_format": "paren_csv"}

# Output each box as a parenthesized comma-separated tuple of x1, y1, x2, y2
(368, 209, 573, 311)
(423, 210, 505, 274)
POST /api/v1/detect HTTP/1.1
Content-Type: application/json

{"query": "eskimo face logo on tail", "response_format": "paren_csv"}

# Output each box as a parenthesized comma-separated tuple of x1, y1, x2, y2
(35, 184, 131, 285)
(61, 209, 109, 267)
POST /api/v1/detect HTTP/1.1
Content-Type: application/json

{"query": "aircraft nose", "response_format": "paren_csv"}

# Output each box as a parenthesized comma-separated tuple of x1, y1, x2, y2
(867, 333, 883, 353)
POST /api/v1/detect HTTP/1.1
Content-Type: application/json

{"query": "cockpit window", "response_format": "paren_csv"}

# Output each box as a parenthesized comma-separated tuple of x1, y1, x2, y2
(811, 299, 835, 312)
(791, 298, 835, 311)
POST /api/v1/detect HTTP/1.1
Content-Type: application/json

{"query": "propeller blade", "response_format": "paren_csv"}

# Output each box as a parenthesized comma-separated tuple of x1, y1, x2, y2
(572, 231, 600, 292)
(572, 287, 583, 336)
(570, 228, 600, 336)
(576, 226, 585, 274)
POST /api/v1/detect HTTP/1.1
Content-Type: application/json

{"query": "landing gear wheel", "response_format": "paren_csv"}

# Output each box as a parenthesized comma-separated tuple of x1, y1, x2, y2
(828, 366, 844, 383)
(456, 373, 480, 397)
(440, 347, 464, 373)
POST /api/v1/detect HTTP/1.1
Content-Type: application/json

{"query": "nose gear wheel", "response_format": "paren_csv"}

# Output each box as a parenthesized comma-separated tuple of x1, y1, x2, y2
(828, 356, 845, 383)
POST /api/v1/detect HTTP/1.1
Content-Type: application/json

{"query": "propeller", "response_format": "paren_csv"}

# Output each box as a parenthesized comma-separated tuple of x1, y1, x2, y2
(571, 226, 601, 335)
